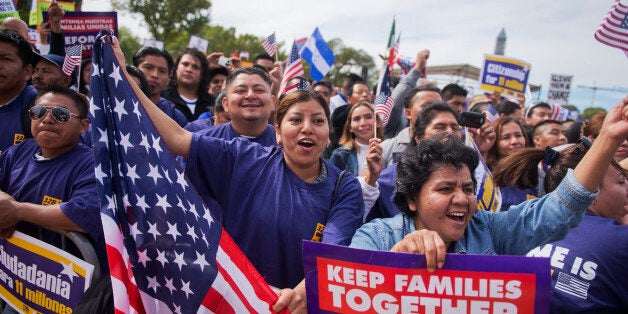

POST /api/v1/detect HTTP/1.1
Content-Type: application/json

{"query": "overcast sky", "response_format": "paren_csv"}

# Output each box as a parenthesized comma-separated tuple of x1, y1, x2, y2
(84, 0, 627, 112)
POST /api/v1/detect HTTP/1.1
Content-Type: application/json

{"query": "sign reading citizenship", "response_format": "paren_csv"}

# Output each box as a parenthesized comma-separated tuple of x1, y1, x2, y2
(479, 54, 531, 101)
(303, 241, 550, 314)
(0, 231, 94, 313)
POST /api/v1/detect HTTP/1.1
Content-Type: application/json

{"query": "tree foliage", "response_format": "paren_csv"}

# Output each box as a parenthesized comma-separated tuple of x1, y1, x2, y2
(326, 38, 376, 87)
(118, 27, 142, 65)
(562, 105, 579, 113)
(581, 107, 606, 120)
(112, 0, 211, 44)
(16, 0, 83, 22)
(164, 25, 285, 60)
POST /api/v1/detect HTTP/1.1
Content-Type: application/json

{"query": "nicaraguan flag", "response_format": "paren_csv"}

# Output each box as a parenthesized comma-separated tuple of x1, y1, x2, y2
(301, 27, 334, 81)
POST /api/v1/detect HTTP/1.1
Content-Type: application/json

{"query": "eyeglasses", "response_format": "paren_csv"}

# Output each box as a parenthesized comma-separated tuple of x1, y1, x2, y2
(29, 106, 82, 123)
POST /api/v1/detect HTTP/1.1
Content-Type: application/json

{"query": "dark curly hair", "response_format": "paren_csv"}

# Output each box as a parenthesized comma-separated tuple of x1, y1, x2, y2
(169, 48, 210, 96)
(394, 134, 479, 216)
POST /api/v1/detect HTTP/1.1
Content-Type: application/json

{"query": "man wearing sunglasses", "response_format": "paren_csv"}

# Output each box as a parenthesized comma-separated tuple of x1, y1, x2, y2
(0, 85, 107, 273)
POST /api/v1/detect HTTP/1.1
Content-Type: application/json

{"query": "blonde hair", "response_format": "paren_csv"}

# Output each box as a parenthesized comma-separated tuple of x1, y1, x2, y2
(338, 101, 384, 153)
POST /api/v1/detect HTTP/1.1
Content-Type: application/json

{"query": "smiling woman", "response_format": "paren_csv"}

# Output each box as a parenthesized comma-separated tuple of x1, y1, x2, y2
(350, 95, 628, 271)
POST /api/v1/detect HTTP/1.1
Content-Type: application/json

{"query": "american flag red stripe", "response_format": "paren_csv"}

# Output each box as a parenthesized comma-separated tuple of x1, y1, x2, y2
(594, 0, 628, 56)
(261, 33, 278, 56)
(279, 40, 304, 94)
(374, 64, 394, 125)
(62, 45, 82, 76)
(374, 95, 394, 125)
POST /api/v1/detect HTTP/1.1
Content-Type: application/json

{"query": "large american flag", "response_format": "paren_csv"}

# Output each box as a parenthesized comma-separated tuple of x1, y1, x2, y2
(90, 32, 282, 314)
(373, 65, 394, 125)
(62, 44, 82, 76)
(279, 40, 305, 94)
(594, 0, 628, 57)
(261, 33, 278, 57)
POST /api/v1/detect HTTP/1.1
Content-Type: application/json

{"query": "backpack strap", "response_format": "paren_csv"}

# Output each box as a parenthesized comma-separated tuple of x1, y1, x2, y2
(331, 170, 348, 207)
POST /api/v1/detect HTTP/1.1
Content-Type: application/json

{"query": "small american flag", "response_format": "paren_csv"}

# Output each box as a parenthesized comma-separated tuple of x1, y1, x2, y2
(62, 45, 82, 76)
(279, 40, 305, 94)
(261, 33, 278, 56)
(282, 77, 310, 95)
(555, 272, 589, 300)
(594, 0, 628, 57)
(90, 32, 283, 314)
(374, 65, 394, 125)
(485, 104, 499, 123)
(550, 102, 572, 121)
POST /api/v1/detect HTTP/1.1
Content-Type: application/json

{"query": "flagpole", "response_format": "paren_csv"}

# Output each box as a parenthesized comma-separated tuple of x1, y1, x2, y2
(273, 32, 278, 62)
(77, 44, 83, 93)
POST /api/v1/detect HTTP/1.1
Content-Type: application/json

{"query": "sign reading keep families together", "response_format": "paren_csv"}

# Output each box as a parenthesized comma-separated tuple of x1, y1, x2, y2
(303, 241, 551, 314)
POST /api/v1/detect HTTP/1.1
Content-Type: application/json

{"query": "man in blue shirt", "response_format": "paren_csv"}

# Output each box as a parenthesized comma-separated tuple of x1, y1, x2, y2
(0, 30, 37, 152)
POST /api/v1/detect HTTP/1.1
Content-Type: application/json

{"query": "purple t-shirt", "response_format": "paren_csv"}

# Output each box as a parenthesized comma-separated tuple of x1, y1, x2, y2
(0, 139, 107, 272)
(186, 133, 364, 288)
(0, 85, 37, 152)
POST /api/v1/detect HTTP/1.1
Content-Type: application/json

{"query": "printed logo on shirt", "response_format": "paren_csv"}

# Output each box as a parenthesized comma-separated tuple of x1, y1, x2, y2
(527, 244, 597, 300)
(311, 223, 325, 242)
(41, 195, 62, 206)
(13, 133, 25, 145)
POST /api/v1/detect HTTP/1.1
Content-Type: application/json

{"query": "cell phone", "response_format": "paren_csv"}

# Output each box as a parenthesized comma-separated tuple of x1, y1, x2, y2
(218, 56, 232, 68)
(459, 111, 486, 128)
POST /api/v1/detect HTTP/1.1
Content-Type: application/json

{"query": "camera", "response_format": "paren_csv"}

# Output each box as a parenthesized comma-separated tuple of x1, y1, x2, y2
(218, 56, 232, 68)
(459, 111, 486, 128)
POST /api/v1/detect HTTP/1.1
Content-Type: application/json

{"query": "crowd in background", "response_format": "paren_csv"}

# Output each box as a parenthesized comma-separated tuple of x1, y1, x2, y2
(0, 3, 627, 313)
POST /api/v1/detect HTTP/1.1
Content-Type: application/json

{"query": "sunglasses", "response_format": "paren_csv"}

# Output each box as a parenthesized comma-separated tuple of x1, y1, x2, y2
(29, 106, 82, 123)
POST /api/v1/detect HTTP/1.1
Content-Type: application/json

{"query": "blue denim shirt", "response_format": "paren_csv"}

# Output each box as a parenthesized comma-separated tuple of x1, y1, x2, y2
(350, 169, 597, 255)
(329, 146, 359, 176)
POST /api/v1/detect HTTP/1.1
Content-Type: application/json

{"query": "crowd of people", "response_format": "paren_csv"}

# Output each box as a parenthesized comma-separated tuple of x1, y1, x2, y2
(0, 4, 627, 313)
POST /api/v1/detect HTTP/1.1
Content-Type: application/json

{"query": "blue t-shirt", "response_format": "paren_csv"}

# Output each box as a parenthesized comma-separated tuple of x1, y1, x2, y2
(185, 118, 214, 133)
(0, 85, 37, 152)
(186, 133, 364, 288)
(191, 122, 277, 147)
(157, 97, 188, 127)
(527, 212, 628, 313)
(365, 163, 399, 221)
(499, 185, 537, 212)
(0, 139, 107, 273)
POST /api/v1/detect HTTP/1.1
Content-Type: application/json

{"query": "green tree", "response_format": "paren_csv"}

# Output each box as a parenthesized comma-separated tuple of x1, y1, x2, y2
(118, 27, 142, 64)
(562, 105, 579, 113)
(325, 38, 376, 86)
(112, 0, 211, 44)
(581, 107, 606, 120)
(16, 0, 83, 23)
(164, 24, 285, 60)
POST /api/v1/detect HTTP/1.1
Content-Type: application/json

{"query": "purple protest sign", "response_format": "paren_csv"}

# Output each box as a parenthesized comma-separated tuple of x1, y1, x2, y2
(43, 11, 118, 59)
(0, 231, 93, 313)
(303, 241, 550, 314)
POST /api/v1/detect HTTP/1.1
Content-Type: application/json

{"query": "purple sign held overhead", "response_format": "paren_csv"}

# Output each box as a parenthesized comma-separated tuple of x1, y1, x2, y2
(43, 11, 118, 59)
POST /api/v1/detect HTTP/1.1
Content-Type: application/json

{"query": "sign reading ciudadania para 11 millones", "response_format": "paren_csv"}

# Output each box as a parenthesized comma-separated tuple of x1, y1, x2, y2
(0, 231, 94, 314)
(479, 55, 531, 101)
(303, 241, 550, 314)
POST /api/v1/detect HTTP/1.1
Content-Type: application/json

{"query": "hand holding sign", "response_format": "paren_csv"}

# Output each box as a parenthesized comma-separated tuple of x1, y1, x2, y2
(390, 229, 446, 272)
